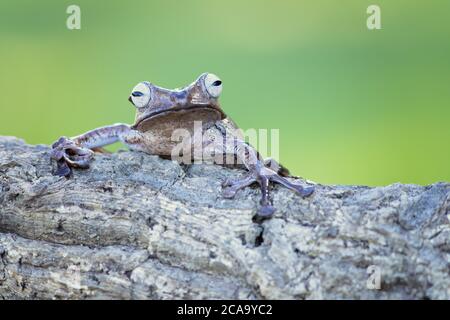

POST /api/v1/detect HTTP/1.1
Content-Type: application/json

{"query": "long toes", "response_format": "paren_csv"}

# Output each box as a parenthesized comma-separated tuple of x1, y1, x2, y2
(67, 145, 93, 157)
(66, 158, 91, 169)
(51, 137, 94, 175)
(270, 174, 315, 198)
(258, 204, 275, 217)
(55, 160, 72, 177)
(254, 205, 275, 222)
(221, 175, 256, 197)
(222, 178, 234, 188)
(222, 187, 238, 199)
(298, 185, 315, 198)
(51, 149, 65, 161)
(52, 136, 67, 149)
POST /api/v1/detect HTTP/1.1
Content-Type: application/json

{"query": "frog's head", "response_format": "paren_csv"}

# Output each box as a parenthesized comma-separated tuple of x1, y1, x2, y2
(129, 73, 226, 131)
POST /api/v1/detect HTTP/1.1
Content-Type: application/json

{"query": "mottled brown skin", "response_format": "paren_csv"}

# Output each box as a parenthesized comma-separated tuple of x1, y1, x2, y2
(51, 73, 314, 219)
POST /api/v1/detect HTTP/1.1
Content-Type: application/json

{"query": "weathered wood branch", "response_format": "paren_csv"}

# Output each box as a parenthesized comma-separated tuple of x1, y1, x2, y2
(0, 136, 449, 299)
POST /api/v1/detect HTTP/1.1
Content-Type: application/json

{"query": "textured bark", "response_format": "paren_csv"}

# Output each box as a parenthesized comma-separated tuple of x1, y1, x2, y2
(0, 136, 449, 300)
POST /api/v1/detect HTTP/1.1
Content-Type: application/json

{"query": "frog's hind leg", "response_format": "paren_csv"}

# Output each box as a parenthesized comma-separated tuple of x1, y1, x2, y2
(206, 126, 314, 221)
(225, 141, 314, 221)
(51, 124, 137, 177)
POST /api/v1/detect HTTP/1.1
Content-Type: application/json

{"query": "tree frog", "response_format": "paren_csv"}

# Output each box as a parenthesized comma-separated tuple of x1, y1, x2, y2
(51, 73, 314, 219)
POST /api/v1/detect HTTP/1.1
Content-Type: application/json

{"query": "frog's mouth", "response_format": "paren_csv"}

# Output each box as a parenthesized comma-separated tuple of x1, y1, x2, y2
(131, 104, 226, 131)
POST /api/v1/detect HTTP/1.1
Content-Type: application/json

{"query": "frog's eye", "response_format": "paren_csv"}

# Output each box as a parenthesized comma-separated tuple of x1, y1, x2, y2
(204, 73, 222, 98)
(130, 82, 151, 108)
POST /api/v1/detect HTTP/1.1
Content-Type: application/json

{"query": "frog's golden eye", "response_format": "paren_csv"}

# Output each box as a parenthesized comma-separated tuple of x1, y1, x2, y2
(204, 73, 222, 98)
(130, 82, 151, 108)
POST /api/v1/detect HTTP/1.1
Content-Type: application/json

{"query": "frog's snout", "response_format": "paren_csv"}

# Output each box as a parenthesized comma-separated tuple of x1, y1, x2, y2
(128, 95, 132, 103)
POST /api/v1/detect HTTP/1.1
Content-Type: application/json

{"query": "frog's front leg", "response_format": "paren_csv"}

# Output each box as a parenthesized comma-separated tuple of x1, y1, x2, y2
(213, 136, 314, 220)
(51, 124, 144, 176)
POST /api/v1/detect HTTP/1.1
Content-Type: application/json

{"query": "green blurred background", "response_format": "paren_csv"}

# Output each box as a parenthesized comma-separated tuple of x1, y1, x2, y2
(0, 0, 449, 186)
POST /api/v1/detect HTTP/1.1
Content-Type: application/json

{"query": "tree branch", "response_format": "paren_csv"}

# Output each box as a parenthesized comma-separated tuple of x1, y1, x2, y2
(0, 136, 449, 299)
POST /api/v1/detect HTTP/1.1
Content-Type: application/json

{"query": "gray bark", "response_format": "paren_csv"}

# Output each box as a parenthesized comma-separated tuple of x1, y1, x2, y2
(0, 136, 449, 300)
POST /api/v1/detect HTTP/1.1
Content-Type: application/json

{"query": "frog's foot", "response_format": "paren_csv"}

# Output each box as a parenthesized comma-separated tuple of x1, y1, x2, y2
(222, 168, 314, 222)
(256, 171, 314, 221)
(51, 137, 94, 177)
(222, 174, 275, 221)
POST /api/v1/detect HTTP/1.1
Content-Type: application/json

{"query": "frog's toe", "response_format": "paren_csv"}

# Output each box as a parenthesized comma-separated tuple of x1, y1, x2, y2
(269, 174, 315, 198)
(222, 186, 238, 199)
(258, 204, 275, 217)
(281, 181, 314, 198)
(221, 174, 256, 199)
(299, 185, 315, 198)
(253, 204, 275, 223)
(221, 178, 235, 188)
(51, 149, 65, 161)
(55, 159, 72, 177)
